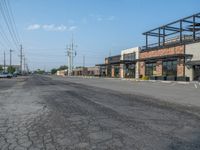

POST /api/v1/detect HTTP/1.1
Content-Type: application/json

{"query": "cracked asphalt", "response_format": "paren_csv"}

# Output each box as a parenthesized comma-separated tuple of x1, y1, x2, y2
(1, 75, 200, 150)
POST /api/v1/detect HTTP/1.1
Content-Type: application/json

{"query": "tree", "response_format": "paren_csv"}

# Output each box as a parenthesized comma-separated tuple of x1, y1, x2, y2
(7, 66, 16, 74)
(0, 65, 3, 72)
(34, 69, 45, 74)
(58, 65, 68, 71)
(51, 68, 57, 74)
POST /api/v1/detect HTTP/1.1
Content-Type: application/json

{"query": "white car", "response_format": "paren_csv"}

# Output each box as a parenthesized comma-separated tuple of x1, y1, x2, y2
(0, 73, 13, 78)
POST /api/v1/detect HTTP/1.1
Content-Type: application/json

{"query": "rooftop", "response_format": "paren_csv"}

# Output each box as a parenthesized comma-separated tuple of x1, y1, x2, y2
(142, 13, 200, 51)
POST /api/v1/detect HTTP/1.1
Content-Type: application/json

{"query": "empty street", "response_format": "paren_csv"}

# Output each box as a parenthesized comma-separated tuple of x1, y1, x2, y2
(1, 75, 200, 150)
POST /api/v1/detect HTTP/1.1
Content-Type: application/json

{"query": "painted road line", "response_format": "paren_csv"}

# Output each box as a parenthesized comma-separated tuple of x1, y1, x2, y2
(194, 83, 197, 88)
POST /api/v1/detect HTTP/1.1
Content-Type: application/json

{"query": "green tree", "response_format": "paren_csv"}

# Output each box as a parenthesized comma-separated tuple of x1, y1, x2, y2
(0, 65, 3, 72)
(58, 65, 68, 71)
(51, 68, 57, 74)
(7, 66, 16, 74)
(34, 69, 45, 74)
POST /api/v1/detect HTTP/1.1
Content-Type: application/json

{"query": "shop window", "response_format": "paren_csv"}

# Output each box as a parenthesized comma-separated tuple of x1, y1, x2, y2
(162, 60, 177, 76)
(124, 53, 136, 61)
(125, 64, 135, 78)
(145, 63, 156, 76)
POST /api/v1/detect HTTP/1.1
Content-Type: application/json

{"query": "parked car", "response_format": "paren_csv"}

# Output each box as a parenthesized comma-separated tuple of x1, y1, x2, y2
(0, 73, 7, 78)
(0, 72, 13, 78)
(13, 73, 17, 77)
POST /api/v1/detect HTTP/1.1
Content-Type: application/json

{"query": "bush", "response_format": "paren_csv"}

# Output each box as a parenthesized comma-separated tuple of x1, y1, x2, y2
(141, 76, 149, 80)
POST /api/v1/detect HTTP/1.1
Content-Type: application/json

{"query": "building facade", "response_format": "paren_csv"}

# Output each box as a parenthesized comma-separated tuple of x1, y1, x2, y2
(185, 42, 200, 81)
(121, 47, 140, 79)
(102, 55, 121, 78)
(96, 13, 200, 81)
(139, 45, 187, 80)
(56, 70, 67, 76)
(139, 13, 200, 81)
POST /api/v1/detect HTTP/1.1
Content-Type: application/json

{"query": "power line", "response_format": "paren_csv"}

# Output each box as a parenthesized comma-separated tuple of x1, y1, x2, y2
(6, 0, 21, 43)
(0, 23, 15, 49)
(0, 38, 7, 50)
(0, 0, 19, 49)
(2, 0, 20, 44)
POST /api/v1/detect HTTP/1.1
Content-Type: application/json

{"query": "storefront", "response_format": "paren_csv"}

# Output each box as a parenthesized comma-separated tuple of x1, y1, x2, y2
(141, 13, 200, 81)
(96, 55, 121, 78)
(139, 45, 192, 81)
(121, 47, 140, 79)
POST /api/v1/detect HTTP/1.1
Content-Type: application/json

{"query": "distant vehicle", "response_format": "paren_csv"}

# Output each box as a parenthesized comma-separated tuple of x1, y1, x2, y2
(0, 72, 13, 78)
(13, 73, 17, 77)
(7, 73, 13, 78)
(0, 73, 7, 78)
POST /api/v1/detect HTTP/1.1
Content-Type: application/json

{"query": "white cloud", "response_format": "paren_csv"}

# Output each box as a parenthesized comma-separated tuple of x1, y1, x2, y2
(69, 26, 77, 31)
(56, 24, 67, 31)
(89, 14, 116, 22)
(42, 24, 55, 31)
(26, 24, 76, 32)
(27, 24, 40, 30)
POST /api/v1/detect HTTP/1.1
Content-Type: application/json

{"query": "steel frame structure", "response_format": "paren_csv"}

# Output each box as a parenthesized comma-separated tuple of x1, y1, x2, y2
(142, 13, 200, 51)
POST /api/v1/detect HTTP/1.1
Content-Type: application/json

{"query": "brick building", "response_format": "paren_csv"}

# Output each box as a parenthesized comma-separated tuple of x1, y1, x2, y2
(139, 13, 200, 81)
(97, 55, 121, 78)
(96, 13, 200, 81)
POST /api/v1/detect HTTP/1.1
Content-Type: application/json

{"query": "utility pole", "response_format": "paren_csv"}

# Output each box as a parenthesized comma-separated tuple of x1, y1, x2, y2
(19, 44, 23, 74)
(67, 45, 71, 76)
(67, 34, 77, 76)
(3, 51, 6, 72)
(10, 49, 14, 66)
(23, 56, 26, 74)
(82, 55, 85, 76)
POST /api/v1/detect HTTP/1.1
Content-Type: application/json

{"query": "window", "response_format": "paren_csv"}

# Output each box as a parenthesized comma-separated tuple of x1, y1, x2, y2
(145, 63, 156, 76)
(124, 53, 136, 61)
(162, 60, 177, 76)
(124, 64, 135, 78)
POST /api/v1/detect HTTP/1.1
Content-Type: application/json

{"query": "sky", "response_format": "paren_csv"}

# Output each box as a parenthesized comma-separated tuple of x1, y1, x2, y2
(0, 0, 200, 71)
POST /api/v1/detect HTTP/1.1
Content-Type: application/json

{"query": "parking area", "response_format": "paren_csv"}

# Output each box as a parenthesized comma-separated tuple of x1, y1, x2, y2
(51, 76, 200, 108)
(1, 75, 200, 149)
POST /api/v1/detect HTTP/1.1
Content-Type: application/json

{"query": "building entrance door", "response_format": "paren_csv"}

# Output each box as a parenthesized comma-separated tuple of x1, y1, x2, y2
(194, 65, 200, 81)
(125, 64, 135, 78)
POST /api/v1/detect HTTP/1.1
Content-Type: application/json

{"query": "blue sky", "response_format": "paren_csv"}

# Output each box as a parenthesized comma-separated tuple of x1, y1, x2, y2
(1, 0, 200, 70)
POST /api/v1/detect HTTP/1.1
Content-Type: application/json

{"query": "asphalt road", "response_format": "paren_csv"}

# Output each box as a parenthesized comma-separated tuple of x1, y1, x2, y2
(1, 75, 200, 150)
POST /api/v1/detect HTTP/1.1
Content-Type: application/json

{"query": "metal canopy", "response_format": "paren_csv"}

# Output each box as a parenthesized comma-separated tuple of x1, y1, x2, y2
(139, 54, 193, 62)
(142, 13, 200, 50)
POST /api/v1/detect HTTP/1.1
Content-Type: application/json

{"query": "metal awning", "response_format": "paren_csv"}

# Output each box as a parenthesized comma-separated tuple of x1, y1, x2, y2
(139, 54, 193, 62)
(120, 60, 137, 64)
(186, 60, 200, 65)
(95, 64, 107, 66)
